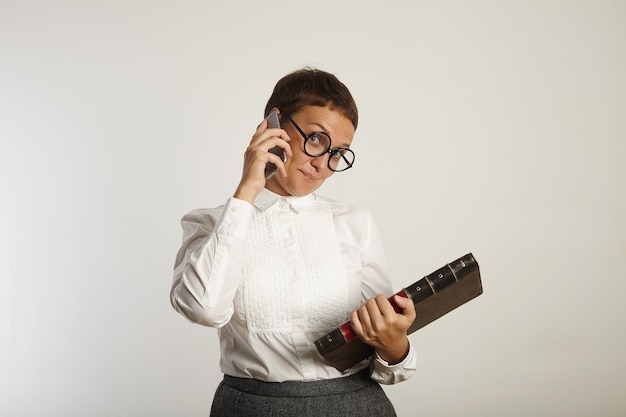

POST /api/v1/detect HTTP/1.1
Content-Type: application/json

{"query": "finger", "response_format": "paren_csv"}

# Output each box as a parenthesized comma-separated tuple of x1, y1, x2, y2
(256, 117, 269, 131)
(246, 134, 291, 165)
(374, 294, 397, 317)
(364, 297, 386, 329)
(359, 296, 387, 337)
(268, 151, 290, 178)
(275, 139, 293, 159)
(251, 115, 290, 143)
(350, 310, 366, 338)
(251, 128, 286, 147)
(255, 116, 292, 141)
(357, 303, 374, 334)
(392, 295, 416, 319)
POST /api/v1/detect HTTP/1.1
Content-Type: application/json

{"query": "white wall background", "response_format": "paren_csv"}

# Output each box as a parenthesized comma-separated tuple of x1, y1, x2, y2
(1, 1, 625, 416)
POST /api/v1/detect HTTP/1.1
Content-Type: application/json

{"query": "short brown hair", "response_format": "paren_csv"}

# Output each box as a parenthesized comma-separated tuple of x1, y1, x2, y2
(264, 68, 358, 129)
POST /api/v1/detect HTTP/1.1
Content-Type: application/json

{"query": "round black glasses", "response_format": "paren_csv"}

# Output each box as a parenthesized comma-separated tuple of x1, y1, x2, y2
(284, 114, 355, 172)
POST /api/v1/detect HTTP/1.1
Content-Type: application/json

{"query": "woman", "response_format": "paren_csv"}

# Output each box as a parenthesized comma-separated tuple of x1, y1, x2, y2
(171, 68, 417, 416)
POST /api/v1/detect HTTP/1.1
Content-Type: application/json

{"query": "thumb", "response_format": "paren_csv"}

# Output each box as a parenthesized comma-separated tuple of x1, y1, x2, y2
(393, 295, 416, 318)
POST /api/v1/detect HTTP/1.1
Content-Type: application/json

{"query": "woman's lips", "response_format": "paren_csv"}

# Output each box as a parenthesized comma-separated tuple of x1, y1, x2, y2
(300, 170, 317, 182)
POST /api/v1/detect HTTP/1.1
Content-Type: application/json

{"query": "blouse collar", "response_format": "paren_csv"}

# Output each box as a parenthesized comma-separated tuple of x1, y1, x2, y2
(253, 188, 315, 213)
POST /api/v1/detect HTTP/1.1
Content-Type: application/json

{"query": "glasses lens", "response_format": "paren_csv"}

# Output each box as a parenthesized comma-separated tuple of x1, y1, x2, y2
(304, 133, 331, 157)
(328, 148, 355, 172)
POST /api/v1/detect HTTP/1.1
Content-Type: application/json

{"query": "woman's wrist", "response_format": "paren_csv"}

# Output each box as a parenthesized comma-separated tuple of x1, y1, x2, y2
(233, 182, 262, 204)
(376, 337, 410, 365)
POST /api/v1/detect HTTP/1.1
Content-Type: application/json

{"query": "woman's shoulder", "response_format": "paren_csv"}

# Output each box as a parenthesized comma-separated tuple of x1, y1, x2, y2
(180, 205, 233, 236)
(181, 197, 254, 228)
(182, 206, 225, 222)
(315, 194, 373, 221)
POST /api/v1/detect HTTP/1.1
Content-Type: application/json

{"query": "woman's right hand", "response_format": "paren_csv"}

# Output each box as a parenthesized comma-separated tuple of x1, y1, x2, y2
(233, 116, 292, 203)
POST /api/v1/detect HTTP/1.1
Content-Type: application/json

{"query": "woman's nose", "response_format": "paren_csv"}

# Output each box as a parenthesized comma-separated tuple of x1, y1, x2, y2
(309, 154, 325, 171)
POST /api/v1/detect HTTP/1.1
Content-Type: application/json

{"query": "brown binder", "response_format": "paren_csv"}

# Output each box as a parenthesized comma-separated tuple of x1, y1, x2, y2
(314, 253, 483, 371)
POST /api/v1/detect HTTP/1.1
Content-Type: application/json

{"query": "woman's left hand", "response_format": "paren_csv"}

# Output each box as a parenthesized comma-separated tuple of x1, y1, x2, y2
(350, 294, 416, 364)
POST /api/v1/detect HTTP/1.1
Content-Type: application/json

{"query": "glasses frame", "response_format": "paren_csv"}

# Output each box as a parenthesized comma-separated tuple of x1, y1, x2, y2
(284, 114, 355, 172)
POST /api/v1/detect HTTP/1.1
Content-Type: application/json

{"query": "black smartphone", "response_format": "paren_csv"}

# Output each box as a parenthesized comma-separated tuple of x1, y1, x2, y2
(264, 109, 287, 179)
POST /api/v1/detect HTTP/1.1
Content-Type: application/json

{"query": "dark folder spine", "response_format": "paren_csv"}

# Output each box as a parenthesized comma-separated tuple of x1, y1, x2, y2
(315, 327, 348, 356)
(403, 276, 435, 302)
(314, 253, 481, 370)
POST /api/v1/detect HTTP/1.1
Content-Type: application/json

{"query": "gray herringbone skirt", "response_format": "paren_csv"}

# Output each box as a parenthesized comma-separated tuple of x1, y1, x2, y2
(209, 369, 397, 417)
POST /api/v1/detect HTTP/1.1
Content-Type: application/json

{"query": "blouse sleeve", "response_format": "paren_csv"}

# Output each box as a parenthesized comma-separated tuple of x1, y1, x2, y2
(370, 342, 418, 385)
(170, 198, 253, 327)
(356, 209, 418, 384)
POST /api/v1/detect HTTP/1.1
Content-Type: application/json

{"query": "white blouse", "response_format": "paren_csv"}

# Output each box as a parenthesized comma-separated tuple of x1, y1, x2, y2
(171, 189, 416, 384)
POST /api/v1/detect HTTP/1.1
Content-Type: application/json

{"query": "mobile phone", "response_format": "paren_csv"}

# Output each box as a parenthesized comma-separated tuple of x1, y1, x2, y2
(264, 110, 287, 179)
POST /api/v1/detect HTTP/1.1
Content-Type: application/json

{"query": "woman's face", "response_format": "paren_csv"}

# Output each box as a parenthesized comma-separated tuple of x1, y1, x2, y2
(265, 105, 355, 197)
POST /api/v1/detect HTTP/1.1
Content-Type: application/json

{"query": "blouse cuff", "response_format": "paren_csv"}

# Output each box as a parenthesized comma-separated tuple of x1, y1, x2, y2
(370, 341, 417, 385)
(214, 197, 254, 239)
